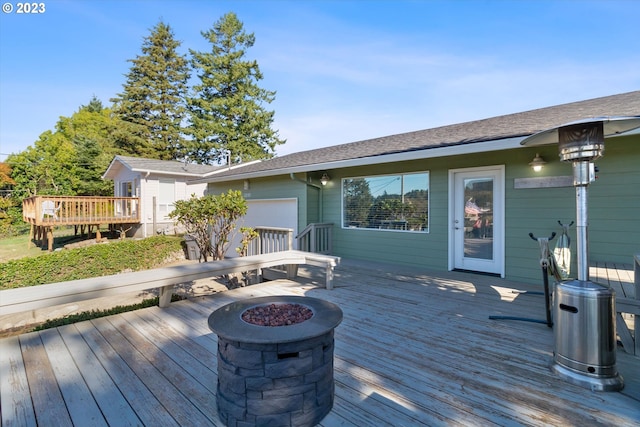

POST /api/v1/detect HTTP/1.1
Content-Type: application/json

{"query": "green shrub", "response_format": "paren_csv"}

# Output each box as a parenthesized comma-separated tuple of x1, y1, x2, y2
(33, 294, 185, 331)
(0, 235, 183, 289)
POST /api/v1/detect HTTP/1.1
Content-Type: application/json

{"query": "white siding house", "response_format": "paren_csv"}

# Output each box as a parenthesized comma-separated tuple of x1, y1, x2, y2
(103, 156, 221, 237)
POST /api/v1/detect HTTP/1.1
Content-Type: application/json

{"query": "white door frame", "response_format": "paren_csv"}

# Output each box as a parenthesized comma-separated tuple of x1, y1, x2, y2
(448, 165, 505, 277)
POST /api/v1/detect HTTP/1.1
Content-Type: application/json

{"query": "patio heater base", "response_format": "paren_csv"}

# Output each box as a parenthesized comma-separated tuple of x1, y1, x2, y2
(551, 363, 624, 392)
(551, 279, 624, 392)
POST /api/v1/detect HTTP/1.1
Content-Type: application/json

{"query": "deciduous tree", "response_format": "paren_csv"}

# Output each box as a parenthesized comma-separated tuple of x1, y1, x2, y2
(8, 131, 77, 198)
(7, 97, 131, 198)
(169, 190, 247, 261)
(0, 163, 18, 236)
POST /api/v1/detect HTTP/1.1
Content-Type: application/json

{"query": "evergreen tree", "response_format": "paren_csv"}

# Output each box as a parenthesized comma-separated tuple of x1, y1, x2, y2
(186, 12, 284, 165)
(112, 21, 190, 160)
(82, 95, 104, 113)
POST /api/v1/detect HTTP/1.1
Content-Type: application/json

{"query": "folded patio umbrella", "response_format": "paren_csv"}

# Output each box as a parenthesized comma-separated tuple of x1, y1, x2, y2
(553, 222, 572, 280)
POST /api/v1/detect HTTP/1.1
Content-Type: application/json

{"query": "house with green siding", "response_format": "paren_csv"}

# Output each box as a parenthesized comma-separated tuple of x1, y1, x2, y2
(108, 91, 639, 285)
(191, 91, 639, 285)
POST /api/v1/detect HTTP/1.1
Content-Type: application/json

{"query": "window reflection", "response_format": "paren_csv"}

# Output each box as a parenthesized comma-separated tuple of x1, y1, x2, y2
(463, 178, 493, 259)
(343, 172, 429, 232)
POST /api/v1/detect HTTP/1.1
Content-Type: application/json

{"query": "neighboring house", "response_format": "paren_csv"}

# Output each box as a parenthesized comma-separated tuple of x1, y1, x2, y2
(187, 91, 640, 285)
(102, 156, 221, 237)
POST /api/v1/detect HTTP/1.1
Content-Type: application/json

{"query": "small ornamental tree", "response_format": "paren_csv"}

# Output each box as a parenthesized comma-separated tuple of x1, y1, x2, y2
(169, 190, 247, 262)
(209, 190, 248, 260)
(236, 226, 258, 257)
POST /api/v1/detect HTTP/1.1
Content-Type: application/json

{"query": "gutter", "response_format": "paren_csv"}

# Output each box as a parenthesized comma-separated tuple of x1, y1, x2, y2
(290, 173, 324, 222)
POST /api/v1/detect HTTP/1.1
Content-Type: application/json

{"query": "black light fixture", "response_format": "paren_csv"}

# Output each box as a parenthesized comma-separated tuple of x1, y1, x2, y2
(320, 172, 330, 186)
(529, 153, 546, 172)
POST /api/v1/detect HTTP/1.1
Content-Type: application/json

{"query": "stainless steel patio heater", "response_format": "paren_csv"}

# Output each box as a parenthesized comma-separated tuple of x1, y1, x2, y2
(521, 116, 640, 391)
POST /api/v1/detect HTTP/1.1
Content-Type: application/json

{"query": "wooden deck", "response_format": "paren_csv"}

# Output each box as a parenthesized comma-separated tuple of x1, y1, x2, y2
(2, 260, 639, 426)
(590, 261, 635, 298)
(22, 195, 140, 227)
(22, 195, 141, 251)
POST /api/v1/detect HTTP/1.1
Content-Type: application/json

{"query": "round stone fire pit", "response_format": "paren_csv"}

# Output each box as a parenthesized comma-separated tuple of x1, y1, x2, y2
(208, 295, 343, 427)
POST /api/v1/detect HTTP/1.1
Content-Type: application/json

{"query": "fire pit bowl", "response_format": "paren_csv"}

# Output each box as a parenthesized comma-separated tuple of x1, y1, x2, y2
(208, 295, 343, 427)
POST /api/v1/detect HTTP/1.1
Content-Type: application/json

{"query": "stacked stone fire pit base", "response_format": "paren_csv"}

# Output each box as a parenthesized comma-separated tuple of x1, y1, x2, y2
(208, 296, 343, 427)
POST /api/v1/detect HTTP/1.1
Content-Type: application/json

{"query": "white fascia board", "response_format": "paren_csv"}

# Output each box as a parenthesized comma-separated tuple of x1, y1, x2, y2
(198, 136, 526, 183)
(128, 168, 207, 178)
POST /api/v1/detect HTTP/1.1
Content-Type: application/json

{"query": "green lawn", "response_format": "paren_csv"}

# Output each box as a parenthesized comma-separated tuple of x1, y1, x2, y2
(0, 228, 113, 262)
(0, 234, 46, 262)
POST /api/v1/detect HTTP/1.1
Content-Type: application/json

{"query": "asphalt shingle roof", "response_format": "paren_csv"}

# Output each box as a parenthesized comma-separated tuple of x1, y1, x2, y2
(114, 155, 222, 176)
(206, 91, 640, 180)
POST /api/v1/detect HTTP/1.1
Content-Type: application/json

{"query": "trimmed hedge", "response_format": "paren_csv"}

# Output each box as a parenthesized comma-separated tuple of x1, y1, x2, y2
(0, 235, 184, 289)
(33, 295, 185, 331)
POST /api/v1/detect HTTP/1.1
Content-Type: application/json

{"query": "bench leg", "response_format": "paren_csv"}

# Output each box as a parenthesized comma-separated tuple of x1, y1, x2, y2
(286, 264, 299, 280)
(159, 285, 174, 308)
(326, 266, 334, 290)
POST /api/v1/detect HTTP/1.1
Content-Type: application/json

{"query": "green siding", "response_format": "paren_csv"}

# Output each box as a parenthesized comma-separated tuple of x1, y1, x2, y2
(325, 135, 639, 284)
(325, 160, 449, 270)
(207, 134, 639, 284)
(588, 137, 640, 263)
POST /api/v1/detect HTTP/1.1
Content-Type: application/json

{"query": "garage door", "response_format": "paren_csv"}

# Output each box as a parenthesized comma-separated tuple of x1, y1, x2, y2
(227, 198, 298, 255)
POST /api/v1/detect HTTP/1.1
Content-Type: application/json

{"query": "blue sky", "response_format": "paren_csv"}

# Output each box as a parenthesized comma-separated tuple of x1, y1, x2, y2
(1, 0, 639, 162)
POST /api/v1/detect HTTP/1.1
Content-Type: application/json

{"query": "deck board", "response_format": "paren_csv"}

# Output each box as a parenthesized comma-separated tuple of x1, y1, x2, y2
(0, 336, 36, 427)
(56, 323, 143, 426)
(39, 328, 108, 427)
(19, 332, 74, 426)
(1, 260, 639, 426)
(74, 320, 180, 426)
(590, 261, 635, 298)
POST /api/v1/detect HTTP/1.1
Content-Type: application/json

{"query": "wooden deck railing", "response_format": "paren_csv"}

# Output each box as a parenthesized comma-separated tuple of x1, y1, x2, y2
(590, 259, 639, 355)
(247, 226, 294, 256)
(22, 195, 140, 226)
(296, 223, 333, 254)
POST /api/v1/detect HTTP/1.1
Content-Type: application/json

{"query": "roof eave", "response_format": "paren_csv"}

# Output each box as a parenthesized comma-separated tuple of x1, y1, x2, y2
(192, 136, 526, 184)
(127, 168, 209, 177)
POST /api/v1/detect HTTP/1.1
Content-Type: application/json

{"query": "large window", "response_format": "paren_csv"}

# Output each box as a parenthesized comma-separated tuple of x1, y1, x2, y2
(342, 172, 429, 232)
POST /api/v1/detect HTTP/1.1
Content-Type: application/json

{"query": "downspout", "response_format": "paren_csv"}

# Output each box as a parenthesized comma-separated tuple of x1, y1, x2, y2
(144, 171, 150, 238)
(290, 173, 323, 223)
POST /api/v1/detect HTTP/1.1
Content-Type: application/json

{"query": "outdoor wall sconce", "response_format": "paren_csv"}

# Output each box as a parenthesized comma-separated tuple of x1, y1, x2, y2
(320, 172, 331, 186)
(243, 179, 250, 190)
(529, 153, 546, 172)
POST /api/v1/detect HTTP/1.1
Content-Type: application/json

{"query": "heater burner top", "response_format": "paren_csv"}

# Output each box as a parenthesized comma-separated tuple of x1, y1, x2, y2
(558, 121, 604, 162)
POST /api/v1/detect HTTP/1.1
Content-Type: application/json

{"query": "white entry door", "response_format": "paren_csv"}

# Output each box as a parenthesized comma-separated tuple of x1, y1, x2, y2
(449, 166, 504, 277)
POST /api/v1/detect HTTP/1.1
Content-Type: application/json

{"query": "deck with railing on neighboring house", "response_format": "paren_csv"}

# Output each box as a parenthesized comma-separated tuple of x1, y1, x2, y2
(22, 195, 140, 251)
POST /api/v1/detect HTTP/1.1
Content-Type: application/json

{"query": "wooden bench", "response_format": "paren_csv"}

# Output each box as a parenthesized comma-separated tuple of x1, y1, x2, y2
(0, 250, 340, 316)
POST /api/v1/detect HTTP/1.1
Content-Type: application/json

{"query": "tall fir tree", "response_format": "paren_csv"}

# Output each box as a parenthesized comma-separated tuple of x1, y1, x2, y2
(186, 12, 284, 165)
(112, 21, 190, 160)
